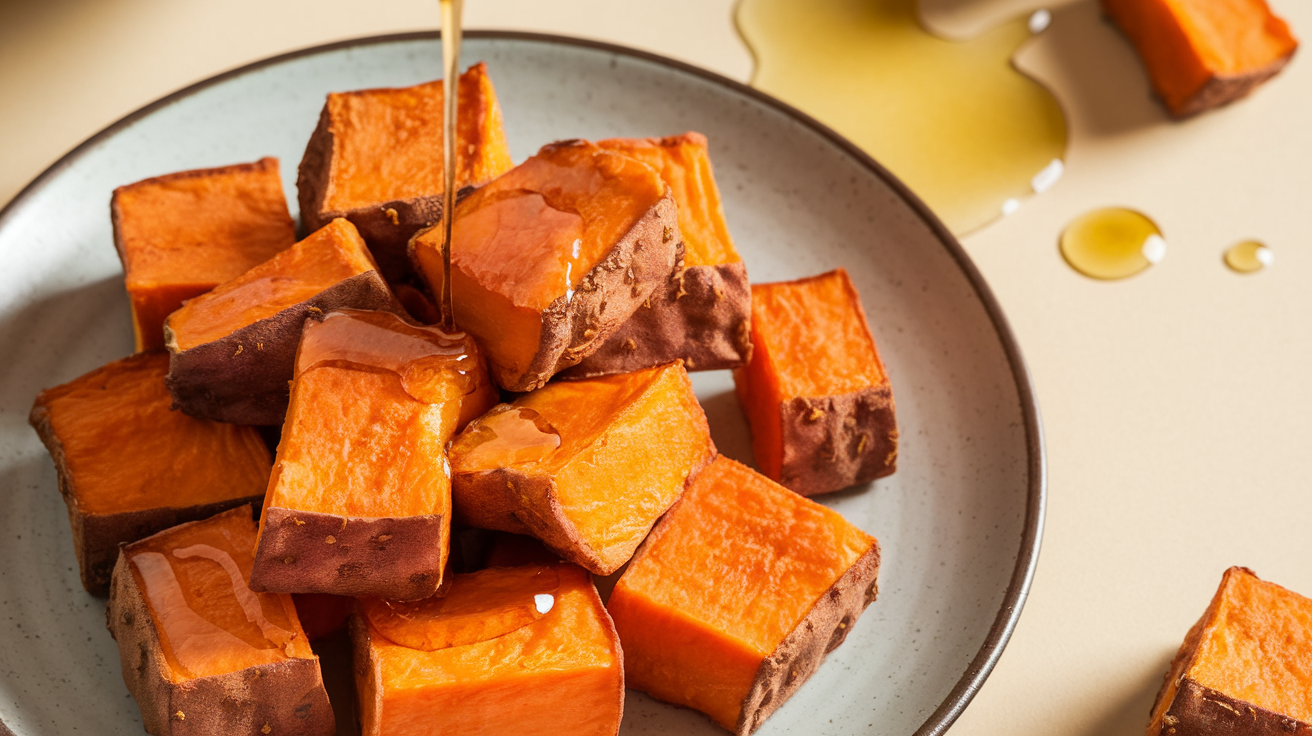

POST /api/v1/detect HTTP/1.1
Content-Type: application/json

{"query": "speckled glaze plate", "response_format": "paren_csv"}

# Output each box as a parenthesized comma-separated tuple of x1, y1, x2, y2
(0, 32, 1044, 736)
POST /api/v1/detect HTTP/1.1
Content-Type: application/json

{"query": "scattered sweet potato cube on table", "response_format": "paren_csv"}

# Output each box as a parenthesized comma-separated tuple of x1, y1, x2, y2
(449, 360, 715, 575)
(297, 62, 513, 281)
(562, 132, 753, 378)
(608, 455, 881, 735)
(1147, 566, 1312, 736)
(163, 218, 402, 425)
(111, 157, 297, 352)
(1101, 0, 1299, 117)
(249, 309, 497, 600)
(28, 352, 271, 595)
(352, 562, 624, 736)
(106, 505, 334, 736)
(410, 139, 682, 391)
(734, 267, 897, 496)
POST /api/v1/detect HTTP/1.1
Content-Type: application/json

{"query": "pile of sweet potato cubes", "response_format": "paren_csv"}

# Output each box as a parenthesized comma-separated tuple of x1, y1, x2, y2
(29, 63, 901, 736)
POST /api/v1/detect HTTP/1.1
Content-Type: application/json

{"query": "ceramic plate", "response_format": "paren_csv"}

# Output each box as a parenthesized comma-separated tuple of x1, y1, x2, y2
(0, 32, 1044, 736)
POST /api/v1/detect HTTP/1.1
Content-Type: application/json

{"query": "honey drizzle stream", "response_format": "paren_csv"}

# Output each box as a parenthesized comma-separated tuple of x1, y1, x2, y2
(439, 0, 464, 330)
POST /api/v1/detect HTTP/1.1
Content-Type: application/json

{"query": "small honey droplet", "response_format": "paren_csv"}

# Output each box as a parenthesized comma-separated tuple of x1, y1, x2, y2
(1060, 207, 1165, 280)
(1224, 240, 1273, 274)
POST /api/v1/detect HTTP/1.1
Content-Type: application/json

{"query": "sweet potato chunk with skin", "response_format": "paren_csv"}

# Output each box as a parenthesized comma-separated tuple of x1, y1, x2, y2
(112, 157, 297, 352)
(164, 218, 402, 425)
(609, 456, 880, 735)
(563, 132, 753, 378)
(250, 309, 497, 600)
(449, 361, 715, 575)
(106, 506, 334, 736)
(28, 353, 271, 595)
(1147, 567, 1312, 736)
(352, 563, 623, 736)
(1102, 0, 1299, 117)
(734, 268, 897, 496)
(297, 63, 513, 281)
(411, 139, 681, 391)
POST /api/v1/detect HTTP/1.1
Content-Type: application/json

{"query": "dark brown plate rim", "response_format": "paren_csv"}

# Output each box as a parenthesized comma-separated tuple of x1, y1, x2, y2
(0, 29, 1046, 736)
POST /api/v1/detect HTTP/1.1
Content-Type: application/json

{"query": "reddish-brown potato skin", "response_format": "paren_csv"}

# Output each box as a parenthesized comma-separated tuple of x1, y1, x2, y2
(164, 271, 403, 426)
(1150, 679, 1312, 736)
(452, 469, 613, 576)
(559, 260, 752, 379)
(106, 545, 335, 736)
(735, 542, 881, 735)
(249, 508, 449, 601)
(779, 387, 898, 497)
(1169, 61, 1296, 118)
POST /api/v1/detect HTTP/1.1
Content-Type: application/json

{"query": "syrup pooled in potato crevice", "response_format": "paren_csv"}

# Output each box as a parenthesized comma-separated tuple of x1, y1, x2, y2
(295, 308, 487, 410)
(451, 404, 563, 468)
(127, 509, 312, 681)
(360, 565, 561, 651)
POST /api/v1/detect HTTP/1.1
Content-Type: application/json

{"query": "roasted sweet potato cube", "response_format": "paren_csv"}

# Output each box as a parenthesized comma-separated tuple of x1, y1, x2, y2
(1102, 0, 1299, 117)
(1147, 567, 1312, 736)
(111, 157, 297, 352)
(28, 353, 271, 595)
(563, 132, 752, 378)
(449, 361, 715, 575)
(608, 455, 880, 735)
(733, 268, 897, 496)
(411, 138, 681, 391)
(164, 218, 402, 425)
(249, 309, 497, 600)
(352, 563, 623, 736)
(106, 506, 334, 736)
(297, 62, 513, 281)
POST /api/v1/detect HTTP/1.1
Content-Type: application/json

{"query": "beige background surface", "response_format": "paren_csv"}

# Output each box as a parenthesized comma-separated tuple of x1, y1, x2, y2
(2, 1, 1309, 734)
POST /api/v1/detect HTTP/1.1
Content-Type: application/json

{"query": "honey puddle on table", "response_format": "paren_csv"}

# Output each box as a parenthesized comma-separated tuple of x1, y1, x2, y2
(736, 0, 1067, 235)
(1223, 240, 1274, 274)
(1059, 207, 1166, 281)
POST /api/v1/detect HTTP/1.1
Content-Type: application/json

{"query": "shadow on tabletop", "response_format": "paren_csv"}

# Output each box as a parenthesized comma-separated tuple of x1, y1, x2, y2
(1075, 649, 1173, 736)
(1027, 1, 1171, 139)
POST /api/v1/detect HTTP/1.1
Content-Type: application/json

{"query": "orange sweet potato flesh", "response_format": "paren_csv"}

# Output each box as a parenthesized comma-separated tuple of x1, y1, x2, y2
(1102, 0, 1299, 117)
(166, 219, 378, 352)
(411, 139, 680, 391)
(609, 455, 880, 734)
(124, 506, 314, 680)
(112, 157, 296, 352)
(734, 268, 897, 496)
(449, 361, 715, 575)
(298, 63, 513, 281)
(595, 132, 740, 267)
(353, 563, 623, 736)
(29, 352, 271, 594)
(1147, 567, 1312, 736)
(250, 310, 497, 600)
